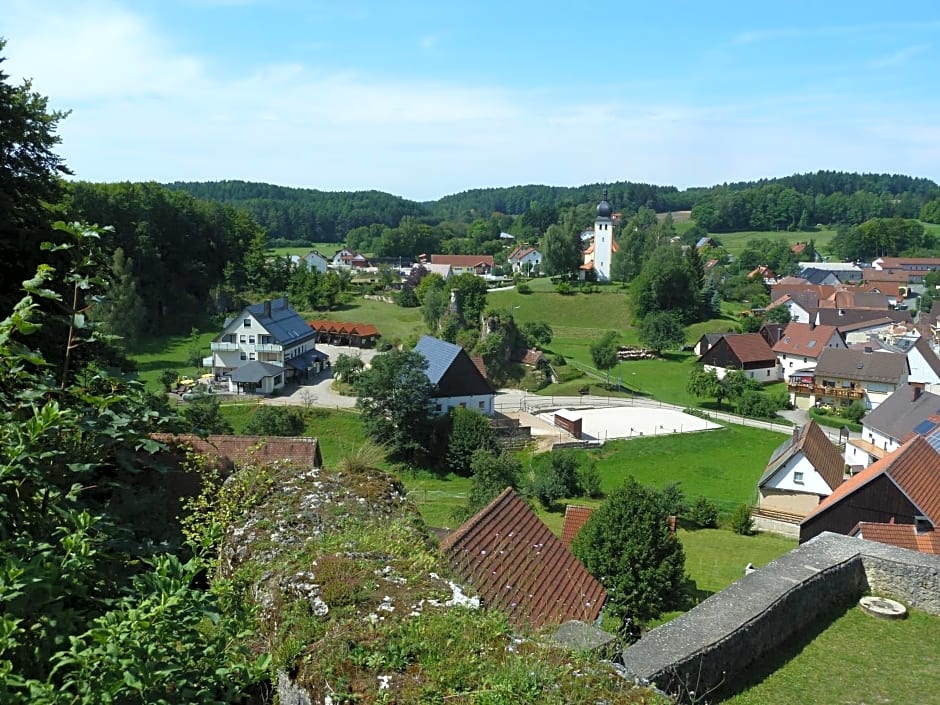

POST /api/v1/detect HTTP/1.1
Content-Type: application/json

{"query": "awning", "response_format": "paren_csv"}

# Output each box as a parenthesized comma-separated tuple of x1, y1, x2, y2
(285, 350, 329, 371)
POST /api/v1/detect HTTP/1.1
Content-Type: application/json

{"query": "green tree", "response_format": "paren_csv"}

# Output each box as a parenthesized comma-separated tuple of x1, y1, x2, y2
(160, 368, 179, 393)
(446, 407, 497, 475)
(446, 273, 488, 325)
(638, 312, 685, 354)
(541, 221, 581, 276)
(182, 396, 235, 435)
(572, 478, 686, 635)
(765, 305, 792, 324)
(332, 352, 365, 383)
(631, 244, 702, 323)
(244, 406, 305, 436)
(686, 368, 724, 407)
(589, 330, 620, 385)
(462, 449, 522, 518)
(94, 247, 145, 345)
(354, 349, 435, 463)
(519, 320, 553, 347)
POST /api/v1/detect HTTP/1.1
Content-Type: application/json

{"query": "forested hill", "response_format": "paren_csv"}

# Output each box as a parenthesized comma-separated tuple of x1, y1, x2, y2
(714, 171, 938, 198)
(165, 180, 428, 243)
(428, 181, 694, 220)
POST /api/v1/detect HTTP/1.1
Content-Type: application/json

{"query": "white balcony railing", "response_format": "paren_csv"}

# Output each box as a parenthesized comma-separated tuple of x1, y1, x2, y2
(210, 342, 238, 352)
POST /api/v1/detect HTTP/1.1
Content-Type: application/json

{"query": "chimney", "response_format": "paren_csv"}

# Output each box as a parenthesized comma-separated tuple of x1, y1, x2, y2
(912, 382, 925, 402)
(264, 300, 272, 319)
(792, 425, 802, 442)
(809, 318, 816, 330)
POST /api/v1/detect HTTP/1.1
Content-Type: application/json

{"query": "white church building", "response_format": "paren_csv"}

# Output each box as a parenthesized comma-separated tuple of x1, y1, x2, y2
(580, 190, 618, 282)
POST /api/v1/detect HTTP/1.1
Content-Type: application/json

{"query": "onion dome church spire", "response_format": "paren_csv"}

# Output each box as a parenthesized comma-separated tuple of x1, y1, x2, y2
(596, 188, 612, 219)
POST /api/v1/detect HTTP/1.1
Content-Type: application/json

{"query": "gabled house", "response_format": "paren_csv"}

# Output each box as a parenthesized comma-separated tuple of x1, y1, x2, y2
(801, 347, 908, 411)
(772, 322, 845, 384)
(850, 521, 940, 555)
(797, 261, 862, 282)
(693, 332, 724, 357)
(699, 333, 779, 382)
(429, 254, 494, 276)
(414, 335, 496, 415)
(768, 293, 816, 324)
(756, 421, 846, 524)
(747, 265, 777, 285)
(210, 297, 326, 394)
(815, 308, 912, 330)
(299, 250, 329, 273)
(845, 383, 940, 470)
(507, 246, 542, 274)
(333, 248, 369, 268)
(421, 262, 452, 281)
(440, 488, 606, 630)
(836, 317, 896, 344)
(800, 435, 940, 544)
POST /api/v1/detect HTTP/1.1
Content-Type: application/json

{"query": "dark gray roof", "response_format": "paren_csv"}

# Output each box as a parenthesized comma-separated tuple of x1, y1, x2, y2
(285, 349, 328, 370)
(913, 337, 940, 381)
(414, 335, 463, 385)
(229, 360, 285, 383)
(862, 383, 940, 441)
(816, 308, 912, 328)
(801, 268, 840, 285)
(244, 297, 316, 346)
(814, 348, 908, 384)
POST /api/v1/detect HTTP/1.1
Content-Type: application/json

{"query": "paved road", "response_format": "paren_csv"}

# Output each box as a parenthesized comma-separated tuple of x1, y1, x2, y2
(262, 343, 380, 410)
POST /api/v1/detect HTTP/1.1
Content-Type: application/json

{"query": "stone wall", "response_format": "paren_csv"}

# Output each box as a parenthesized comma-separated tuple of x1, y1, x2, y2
(620, 533, 940, 703)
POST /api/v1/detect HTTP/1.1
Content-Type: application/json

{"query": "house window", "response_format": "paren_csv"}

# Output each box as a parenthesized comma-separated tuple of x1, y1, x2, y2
(460, 402, 467, 408)
(478, 401, 485, 409)
(249, 336, 255, 344)
(435, 404, 442, 412)
(249, 353, 256, 361)
(240, 335, 246, 343)
(793, 471, 804, 484)
(240, 352, 247, 360)
(243, 318, 251, 327)
(766, 370, 770, 376)
(274, 375, 282, 385)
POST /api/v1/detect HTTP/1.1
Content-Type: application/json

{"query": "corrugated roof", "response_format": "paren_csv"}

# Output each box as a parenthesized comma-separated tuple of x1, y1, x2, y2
(414, 335, 462, 385)
(802, 436, 940, 525)
(245, 297, 317, 346)
(861, 384, 940, 441)
(561, 506, 594, 548)
(813, 348, 908, 384)
(150, 433, 322, 470)
(759, 421, 845, 491)
(440, 489, 606, 630)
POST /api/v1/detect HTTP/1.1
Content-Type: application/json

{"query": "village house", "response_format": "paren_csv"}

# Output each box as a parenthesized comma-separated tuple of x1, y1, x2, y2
(699, 333, 779, 382)
(441, 488, 606, 630)
(210, 297, 326, 394)
(414, 335, 496, 415)
(755, 421, 846, 528)
(797, 261, 863, 283)
(299, 250, 329, 273)
(844, 383, 940, 470)
(507, 245, 542, 274)
(790, 347, 908, 411)
(800, 434, 940, 551)
(428, 254, 494, 276)
(332, 248, 369, 268)
(693, 332, 725, 357)
(767, 293, 817, 324)
(772, 322, 845, 384)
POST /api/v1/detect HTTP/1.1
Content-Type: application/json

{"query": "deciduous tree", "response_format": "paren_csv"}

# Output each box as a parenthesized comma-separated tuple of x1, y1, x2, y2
(638, 312, 686, 354)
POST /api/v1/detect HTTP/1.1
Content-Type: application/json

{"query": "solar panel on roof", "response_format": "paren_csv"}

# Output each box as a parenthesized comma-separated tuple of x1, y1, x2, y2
(914, 419, 938, 435)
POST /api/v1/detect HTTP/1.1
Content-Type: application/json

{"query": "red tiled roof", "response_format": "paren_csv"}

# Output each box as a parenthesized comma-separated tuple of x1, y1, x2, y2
(852, 521, 940, 555)
(722, 333, 777, 364)
(561, 505, 594, 548)
(791, 243, 807, 255)
(440, 488, 606, 630)
(430, 254, 495, 268)
(863, 269, 913, 283)
(771, 322, 841, 358)
(308, 320, 379, 336)
(802, 436, 940, 525)
(150, 433, 323, 470)
(876, 257, 940, 268)
(470, 355, 488, 379)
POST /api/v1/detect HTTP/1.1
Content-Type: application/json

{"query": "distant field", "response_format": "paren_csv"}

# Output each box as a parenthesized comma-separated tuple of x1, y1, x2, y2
(712, 229, 839, 257)
(721, 606, 940, 704)
(309, 297, 424, 344)
(269, 243, 345, 258)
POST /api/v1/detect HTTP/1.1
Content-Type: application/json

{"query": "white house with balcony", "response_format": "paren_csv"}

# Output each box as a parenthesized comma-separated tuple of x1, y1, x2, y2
(210, 297, 327, 394)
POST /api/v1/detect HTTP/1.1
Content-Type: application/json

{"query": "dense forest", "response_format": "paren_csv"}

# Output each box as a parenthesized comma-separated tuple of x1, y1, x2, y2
(165, 180, 427, 243)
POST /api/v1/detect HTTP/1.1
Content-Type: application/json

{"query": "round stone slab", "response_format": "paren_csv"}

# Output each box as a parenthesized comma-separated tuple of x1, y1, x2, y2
(859, 595, 908, 620)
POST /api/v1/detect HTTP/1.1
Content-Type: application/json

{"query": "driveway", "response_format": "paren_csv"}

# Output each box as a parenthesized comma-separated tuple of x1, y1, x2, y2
(262, 343, 380, 410)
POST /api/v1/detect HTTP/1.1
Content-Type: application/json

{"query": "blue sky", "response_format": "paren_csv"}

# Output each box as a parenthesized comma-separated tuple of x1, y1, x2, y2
(5, 1, 940, 201)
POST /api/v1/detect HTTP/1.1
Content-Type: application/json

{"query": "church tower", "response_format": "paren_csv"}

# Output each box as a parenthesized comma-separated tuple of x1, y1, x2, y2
(593, 188, 614, 282)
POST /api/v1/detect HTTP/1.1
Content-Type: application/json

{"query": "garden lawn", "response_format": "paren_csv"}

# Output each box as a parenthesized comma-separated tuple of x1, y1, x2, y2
(128, 324, 218, 391)
(313, 296, 425, 345)
(585, 424, 786, 514)
(720, 606, 940, 704)
(269, 243, 346, 258)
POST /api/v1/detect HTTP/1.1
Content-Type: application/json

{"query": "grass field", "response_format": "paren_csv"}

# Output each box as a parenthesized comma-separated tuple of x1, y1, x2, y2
(128, 324, 219, 390)
(711, 229, 839, 257)
(720, 606, 940, 704)
(269, 243, 346, 258)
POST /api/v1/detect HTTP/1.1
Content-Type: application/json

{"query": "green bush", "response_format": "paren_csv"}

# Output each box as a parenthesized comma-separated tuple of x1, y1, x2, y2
(689, 497, 719, 528)
(730, 503, 755, 535)
(516, 283, 532, 294)
(552, 354, 567, 366)
(555, 282, 573, 295)
(841, 400, 866, 423)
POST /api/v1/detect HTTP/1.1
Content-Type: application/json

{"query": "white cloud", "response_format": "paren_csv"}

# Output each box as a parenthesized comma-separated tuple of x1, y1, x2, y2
(2, 1, 938, 200)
